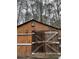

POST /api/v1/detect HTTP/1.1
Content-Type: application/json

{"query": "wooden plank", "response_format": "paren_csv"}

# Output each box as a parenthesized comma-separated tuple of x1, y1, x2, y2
(32, 53, 61, 58)
(17, 46, 31, 57)
(32, 53, 61, 55)
(46, 44, 59, 53)
(17, 33, 34, 36)
(32, 41, 59, 44)
(17, 43, 32, 46)
(33, 44, 43, 53)
(17, 35, 32, 43)
(46, 32, 58, 41)
(34, 35, 42, 40)
(47, 42, 59, 44)
(45, 31, 58, 34)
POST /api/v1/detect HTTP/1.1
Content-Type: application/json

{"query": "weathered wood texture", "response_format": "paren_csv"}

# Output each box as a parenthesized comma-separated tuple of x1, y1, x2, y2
(17, 20, 61, 58)
(17, 35, 32, 43)
(32, 31, 60, 53)
(17, 21, 57, 33)
(17, 46, 31, 57)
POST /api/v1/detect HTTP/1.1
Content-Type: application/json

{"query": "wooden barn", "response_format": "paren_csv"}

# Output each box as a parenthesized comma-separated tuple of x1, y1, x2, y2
(17, 19, 61, 59)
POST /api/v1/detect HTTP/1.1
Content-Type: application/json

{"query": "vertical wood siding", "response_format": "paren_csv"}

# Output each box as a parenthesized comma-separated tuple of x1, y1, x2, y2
(17, 36, 32, 43)
(17, 21, 60, 57)
(17, 46, 32, 57)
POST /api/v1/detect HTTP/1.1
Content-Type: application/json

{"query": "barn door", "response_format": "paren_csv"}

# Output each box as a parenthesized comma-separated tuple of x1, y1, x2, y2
(32, 31, 45, 53)
(32, 31, 60, 54)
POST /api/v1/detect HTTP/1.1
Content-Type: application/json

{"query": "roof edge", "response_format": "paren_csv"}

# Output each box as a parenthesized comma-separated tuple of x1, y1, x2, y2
(17, 19, 61, 30)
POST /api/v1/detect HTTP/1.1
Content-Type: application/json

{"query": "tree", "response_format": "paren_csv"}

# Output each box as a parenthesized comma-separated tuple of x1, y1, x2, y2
(17, 0, 61, 28)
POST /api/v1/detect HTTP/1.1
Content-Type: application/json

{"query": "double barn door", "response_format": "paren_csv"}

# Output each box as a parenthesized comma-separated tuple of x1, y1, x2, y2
(32, 31, 60, 54)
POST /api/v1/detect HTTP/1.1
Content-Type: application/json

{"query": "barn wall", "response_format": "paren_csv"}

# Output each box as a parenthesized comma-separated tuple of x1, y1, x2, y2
(17, 36, 32, 43)
(33, 22, 57, 31)
(17, 22, 32, 57)
(17, 21, 57, 33)
(17, 22, 32, 33)
(17, 21, 60, 57)
(17, 46, 31, 57)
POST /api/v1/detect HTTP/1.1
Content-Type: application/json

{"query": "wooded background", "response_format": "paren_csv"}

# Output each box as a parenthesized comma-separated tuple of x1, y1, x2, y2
(17, 0, 61, 28)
